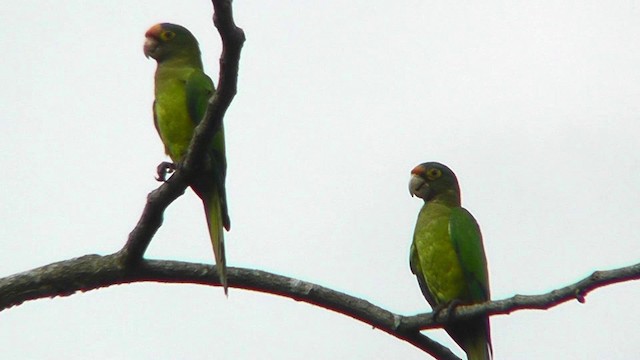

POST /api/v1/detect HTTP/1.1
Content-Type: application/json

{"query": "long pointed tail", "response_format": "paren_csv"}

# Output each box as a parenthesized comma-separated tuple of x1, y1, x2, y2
(464, 332, 492, 360)
(450, 317, 492, 360)
(203, 192, 227, 295)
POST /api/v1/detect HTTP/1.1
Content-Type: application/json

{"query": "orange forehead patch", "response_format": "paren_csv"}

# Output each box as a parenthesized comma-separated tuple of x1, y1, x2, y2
(410, 165, 425, 176)
(145, 23, 163, 38)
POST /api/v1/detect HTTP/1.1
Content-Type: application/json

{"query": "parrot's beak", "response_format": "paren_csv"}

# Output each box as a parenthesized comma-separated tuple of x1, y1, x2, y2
(144, 24, 163, 59)
(143, 37, 159, 59)
(409, 174, 429, 199)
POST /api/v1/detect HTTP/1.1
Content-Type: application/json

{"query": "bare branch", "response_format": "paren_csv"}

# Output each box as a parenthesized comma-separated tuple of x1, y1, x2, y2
(183, 0, 245, 171)
(400, 261, 640, 331)
(0, 255, 456, 360)
(118, 175, 188, 266)
(2, 254, 639, 359)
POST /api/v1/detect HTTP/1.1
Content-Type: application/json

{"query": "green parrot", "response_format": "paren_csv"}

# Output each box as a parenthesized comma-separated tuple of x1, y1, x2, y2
(144, 23, 230, 294)
(408, 162, 492, 360)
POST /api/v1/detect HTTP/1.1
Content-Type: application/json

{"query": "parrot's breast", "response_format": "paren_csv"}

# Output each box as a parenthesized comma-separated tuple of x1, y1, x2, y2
(413, 203, 468, 304)
(154, 69, 197, 161)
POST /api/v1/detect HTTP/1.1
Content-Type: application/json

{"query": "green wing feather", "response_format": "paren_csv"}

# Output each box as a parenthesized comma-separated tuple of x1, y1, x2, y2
(449, 207, 490, 302)
(449, 207, 492, 360)
(185, 70, 214, 126)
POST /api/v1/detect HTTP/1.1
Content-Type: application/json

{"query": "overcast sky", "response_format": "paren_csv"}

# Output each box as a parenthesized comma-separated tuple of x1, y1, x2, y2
(2, 1, 640, 359)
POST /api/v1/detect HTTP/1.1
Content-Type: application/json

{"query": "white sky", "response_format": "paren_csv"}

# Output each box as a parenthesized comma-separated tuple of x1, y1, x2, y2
(2, 1, 640, 359)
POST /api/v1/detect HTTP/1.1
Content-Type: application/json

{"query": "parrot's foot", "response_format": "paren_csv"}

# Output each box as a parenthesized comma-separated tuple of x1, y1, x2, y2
(155, 161, 176, 182)
(431, 299, 463, 322)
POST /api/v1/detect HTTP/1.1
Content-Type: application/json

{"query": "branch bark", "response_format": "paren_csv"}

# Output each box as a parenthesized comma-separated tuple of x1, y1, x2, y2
(2, 255, 639, 359)
(0, 256, 457, 360)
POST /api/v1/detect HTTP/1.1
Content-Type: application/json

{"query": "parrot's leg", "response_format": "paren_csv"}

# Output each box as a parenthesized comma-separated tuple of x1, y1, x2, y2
(431, 299, 463, 321)
(156, 161, 176, 182)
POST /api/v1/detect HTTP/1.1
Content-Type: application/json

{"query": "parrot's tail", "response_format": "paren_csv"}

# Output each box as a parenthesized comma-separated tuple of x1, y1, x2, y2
(450, 317, 492, 360)
(203, 192, 228, 295)
(464, 334, 492, 360)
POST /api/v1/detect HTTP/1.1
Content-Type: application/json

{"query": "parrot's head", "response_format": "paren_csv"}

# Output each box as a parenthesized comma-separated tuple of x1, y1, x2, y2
(409, 162, 461, 203)
(144, 23, 201, 63)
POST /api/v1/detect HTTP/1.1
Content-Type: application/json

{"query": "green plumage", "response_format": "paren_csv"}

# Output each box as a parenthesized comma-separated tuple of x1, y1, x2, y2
(144, 23, 230, 294)
(409, 162, 491, 360)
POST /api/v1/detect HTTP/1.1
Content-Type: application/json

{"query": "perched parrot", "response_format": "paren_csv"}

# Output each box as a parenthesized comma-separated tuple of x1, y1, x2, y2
(408, 162, 492, 360)
(144, 23, 230, 294)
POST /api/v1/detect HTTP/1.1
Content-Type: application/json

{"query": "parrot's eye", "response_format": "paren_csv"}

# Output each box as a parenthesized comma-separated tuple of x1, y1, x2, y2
(161, 31, 176, 41)
(426, 168, 442, 181)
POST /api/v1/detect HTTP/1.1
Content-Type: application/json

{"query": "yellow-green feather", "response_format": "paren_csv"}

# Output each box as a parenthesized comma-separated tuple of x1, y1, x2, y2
(203, 190, 227, 292)
(151, 25, 229, 294)
(154, 67, 197, 161)
(413, 202, 468, 302)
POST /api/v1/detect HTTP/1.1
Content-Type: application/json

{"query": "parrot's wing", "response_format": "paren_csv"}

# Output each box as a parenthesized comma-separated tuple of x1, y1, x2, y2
(449, 207, 490, 302)
(184, 70, 230, 231)
(409, 241, 419, 275)
(410, 239, 439, 309)
(185, 70, 214, 126)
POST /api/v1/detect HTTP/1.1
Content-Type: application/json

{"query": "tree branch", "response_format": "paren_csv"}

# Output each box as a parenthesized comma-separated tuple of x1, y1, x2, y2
(183, 0, 245, 171)
(400, 261, 640, 331)
(0, 255, 457, 359)
(2, 254, 639, 359)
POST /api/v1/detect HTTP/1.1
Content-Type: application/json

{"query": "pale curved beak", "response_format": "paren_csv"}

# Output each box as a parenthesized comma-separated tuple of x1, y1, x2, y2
(409, 174, 429, 199)
(143, 37, 158, 59)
